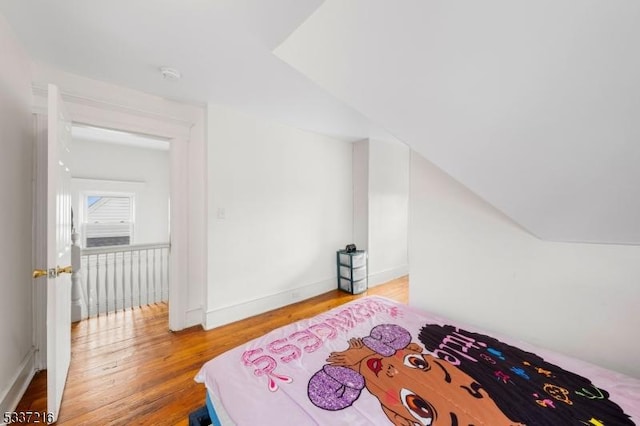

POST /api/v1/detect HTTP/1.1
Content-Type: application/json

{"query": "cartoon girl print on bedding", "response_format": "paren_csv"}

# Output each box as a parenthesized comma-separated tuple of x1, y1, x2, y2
(308, 324, 524, 425)
(419, 324, 634, 426)
(308, 324, 634, 426)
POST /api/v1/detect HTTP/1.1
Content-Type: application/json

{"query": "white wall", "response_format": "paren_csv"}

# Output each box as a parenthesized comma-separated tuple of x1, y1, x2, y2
(368, 138, 409, 284)
(69, 138, 170, 245)
(352, 140, 369, 249)
(409, 151, 640, 378)
(0, 15, 34, 413)
(351, 138, 409, 286)
(206, 104, 352, 328)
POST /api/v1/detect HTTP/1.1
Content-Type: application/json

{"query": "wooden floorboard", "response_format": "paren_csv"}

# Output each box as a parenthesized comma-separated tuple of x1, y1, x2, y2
(15, 276, 408, 425)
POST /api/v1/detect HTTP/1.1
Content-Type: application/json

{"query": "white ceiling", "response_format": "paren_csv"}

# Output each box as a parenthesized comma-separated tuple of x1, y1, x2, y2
(0, 0, 385, 141)
(1, 0, 639, 244)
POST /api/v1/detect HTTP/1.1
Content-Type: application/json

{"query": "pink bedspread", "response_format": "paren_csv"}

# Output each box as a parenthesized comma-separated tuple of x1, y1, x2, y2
(195, 296, 639, 425)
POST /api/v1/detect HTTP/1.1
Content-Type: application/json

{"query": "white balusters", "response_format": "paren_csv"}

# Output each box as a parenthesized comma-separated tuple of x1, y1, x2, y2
(121, 251, 125, 311)
(129, 250, 133, 310)
(137, 249, 142, 307)
(105, 253, 110, 314)
(145, 249, 150, 305)
(160, 250, 164, 300)
(96, 254, 100, 315)
(70, 232, 84, 321)
(86, 254, 91, 316)
(80, 242, 170, 317)
(152, 249, 157, 303)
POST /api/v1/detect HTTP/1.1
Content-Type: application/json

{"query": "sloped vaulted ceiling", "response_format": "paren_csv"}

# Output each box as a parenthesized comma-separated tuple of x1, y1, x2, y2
(275, 0, 640, 245)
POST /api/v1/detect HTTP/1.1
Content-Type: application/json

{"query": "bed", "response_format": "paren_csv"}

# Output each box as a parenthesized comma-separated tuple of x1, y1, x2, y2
(194, 296, 639, 425)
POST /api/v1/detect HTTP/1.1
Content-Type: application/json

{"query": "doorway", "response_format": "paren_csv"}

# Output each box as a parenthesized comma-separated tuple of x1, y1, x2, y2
(31, 84, 199, 374)
(70, 124, 171, 319)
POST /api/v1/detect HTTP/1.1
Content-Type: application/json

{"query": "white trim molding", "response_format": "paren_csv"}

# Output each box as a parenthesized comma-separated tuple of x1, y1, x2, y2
(185, 307, 204, 329)
(32, 114, 48, 371)
(204, 278, 336, 330)
(31, 75, 206, 333)
(168, 136, 189, 330)
(72, 177, 147, 188)
(31, 84, 193, 129)
(0, 348, 36, 415)
(367, 266, 409, 288)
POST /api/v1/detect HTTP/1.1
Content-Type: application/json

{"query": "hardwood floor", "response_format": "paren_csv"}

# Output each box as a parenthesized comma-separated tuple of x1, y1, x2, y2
(15, 276, 408, 425)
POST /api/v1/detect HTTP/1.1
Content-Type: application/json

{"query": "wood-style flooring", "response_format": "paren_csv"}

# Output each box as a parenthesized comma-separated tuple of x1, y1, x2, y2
(15, 276, 408, 425)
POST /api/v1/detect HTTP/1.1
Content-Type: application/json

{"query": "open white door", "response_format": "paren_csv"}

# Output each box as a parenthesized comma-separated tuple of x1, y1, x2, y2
(33, 84, 73, 422)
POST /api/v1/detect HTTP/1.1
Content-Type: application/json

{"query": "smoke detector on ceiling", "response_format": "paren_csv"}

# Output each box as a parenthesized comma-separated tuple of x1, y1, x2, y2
(160, 67, 181, 81)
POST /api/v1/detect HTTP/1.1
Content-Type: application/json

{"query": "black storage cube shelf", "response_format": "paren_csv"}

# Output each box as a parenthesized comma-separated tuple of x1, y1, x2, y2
(336, 250, 368, 294)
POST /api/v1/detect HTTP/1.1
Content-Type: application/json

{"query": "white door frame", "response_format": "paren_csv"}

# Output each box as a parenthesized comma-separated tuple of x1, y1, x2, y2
(32, 84, 196, 353)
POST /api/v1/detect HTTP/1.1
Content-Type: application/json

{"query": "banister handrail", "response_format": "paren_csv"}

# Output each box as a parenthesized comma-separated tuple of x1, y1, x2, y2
(81, 241, 170, 255)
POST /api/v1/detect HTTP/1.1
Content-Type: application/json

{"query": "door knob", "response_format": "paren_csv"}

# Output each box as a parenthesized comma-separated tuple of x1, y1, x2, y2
(33, 268, 56, 279)
(33, 269, 49, 279)
(56, 265, 73, 275)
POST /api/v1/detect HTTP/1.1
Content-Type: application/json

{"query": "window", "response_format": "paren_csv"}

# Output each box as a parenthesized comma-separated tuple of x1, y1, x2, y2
(83, 194, 134, 247)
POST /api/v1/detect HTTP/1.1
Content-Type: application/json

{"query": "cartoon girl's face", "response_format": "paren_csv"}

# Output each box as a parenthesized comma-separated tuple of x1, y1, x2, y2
(359, 343, 516, 426)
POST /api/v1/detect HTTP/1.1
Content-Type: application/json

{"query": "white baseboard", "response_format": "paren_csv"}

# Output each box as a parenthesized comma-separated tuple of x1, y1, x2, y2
(204, 278, 336, 330)
(71, 300, 84, 323)
(367, 264, 409, 287)
(185, 307, 203, 328)
(0, 348, 36, 415)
